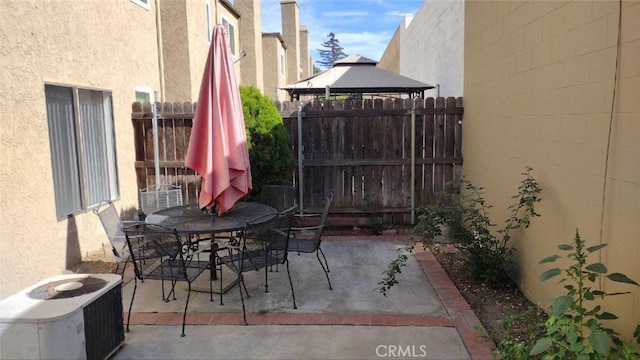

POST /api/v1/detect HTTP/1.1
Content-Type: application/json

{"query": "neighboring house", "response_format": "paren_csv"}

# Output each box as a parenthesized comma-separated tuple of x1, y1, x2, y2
(378, 0, 464, 98)
(0, 0, 311, 298)
(262, 33, 289, 101)
(383, 0, 639, 340)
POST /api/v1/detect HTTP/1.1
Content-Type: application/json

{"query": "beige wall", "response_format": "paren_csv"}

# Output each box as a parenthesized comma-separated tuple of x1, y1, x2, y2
(236, 0, 264, 92)
(378, 23, 401, 73)
(463, 0, 639, 339)
(262, 34, 288, 101)
(299, 26, 311, 79)
(0, 0, 160, 297)
(281, 0, 301, 84)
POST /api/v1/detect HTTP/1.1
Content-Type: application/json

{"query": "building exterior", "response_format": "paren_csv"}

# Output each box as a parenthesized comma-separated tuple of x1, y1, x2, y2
(378, 0, 464, 98)
(262, 33, 289, 101)
(462, 0, 639, 340)
(0, 0, 311, 298)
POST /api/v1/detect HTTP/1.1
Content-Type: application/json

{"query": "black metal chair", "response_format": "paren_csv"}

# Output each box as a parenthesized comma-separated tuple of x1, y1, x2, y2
(124, 225, 213, 337)
(218, 211, 296, 324)
(287, 192, 333, 290)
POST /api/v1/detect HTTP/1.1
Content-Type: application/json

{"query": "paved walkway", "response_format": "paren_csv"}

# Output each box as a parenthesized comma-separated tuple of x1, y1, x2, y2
(113, 236, 495, 360)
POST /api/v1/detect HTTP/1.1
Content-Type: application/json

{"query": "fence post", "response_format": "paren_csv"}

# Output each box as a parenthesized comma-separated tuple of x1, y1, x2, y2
(297, 105, 304, 216)
(411, 105, 416, 225)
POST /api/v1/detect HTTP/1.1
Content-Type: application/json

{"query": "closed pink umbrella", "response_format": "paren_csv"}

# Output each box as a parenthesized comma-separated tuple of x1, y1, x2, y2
(186, 25, 252, 215)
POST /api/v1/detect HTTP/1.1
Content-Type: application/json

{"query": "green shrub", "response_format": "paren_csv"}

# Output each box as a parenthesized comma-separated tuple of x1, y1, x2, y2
(240, 85, 294, 201)
(531, 230, 640, 359)
(419, 167, 541, 288)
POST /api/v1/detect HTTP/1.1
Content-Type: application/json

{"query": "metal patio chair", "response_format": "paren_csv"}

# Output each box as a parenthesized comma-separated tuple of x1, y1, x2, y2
(124, 225, 213, 337)
(217, 211, 296, 324)
(287, 192, 333, 290)
(138, 184, 183, 217)
(93, 201, 147, 276)
(260, 184, 297, 213)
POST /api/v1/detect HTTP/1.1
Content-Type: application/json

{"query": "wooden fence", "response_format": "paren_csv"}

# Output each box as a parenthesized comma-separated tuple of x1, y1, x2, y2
(131, 97, 463, 225)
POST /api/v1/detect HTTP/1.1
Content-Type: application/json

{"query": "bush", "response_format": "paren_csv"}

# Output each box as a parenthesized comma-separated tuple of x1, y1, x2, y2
(240, 85, 294, 201)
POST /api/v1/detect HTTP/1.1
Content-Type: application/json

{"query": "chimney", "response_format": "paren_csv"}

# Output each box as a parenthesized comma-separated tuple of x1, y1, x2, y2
(280, 0, 300, 84)
(299, 25, 310, 79)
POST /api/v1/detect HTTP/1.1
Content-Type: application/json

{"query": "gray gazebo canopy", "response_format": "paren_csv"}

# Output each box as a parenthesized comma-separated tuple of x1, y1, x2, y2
(281, 55, 434, 100)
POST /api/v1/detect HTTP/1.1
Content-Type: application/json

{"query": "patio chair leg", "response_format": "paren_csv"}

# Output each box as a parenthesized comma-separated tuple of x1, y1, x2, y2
(285, 260, 297, 309)
(126, 278, 138, 333)
(319, 247, 330, 272)
(316, 251, 333, 290)
(238, 273, 248, 325)
(181, 283, 192, 337)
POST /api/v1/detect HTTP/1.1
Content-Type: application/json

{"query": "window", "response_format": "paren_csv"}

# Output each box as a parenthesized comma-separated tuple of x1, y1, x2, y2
(135, 86, 152, 103)
(130, 0, 150, 11)
(45, 85, 119, 220)
(280, 53, 286, 77)
(206, 2, 212, 44)
(221, 17, 236, 56)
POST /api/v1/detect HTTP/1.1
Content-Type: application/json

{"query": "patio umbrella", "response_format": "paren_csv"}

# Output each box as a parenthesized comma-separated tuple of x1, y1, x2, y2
(186, 25, 252, 215)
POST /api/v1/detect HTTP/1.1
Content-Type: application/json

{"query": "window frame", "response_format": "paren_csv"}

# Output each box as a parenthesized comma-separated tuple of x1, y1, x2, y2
(280, 52, 286, 78)
(130, 0, 150, 11)
(206, 1, 212, 44)
(220, 16, 237, 57)
(135, 86, 153, 103)
(45, 83, 120, 220)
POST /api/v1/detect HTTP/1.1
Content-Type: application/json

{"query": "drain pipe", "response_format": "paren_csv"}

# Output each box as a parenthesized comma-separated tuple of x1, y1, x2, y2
(155, 0, 165, 100)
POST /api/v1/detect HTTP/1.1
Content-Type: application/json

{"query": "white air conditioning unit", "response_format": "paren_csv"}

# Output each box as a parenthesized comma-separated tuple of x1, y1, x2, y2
(0, 273, 124, 360)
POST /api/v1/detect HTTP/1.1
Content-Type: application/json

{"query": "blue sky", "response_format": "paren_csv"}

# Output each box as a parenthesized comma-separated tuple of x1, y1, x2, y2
(260, 0, 423, 68)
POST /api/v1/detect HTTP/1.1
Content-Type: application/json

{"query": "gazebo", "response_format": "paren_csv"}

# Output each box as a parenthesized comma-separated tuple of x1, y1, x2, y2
(281, 55, 434, 100)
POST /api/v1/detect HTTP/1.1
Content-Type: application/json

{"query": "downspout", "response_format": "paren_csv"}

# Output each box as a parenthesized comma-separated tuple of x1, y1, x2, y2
(297, 106, 304, 216)
(155, 0, 165, 100)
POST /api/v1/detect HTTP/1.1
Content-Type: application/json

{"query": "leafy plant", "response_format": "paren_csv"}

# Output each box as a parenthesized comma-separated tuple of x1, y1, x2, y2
(240, 86, 294, 201)
(378, 243, 414, 297)
(363, 192, 383, 235)
(378, 167, 542, 293)
(420, 167, 541, 288)
(531, 230, 640, 359)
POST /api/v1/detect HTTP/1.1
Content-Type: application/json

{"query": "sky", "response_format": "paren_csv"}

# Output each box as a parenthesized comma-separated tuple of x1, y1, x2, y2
(259, 0, 423, 69)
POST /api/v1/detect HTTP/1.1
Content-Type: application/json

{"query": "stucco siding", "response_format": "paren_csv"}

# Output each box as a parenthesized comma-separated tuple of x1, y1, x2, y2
(378, 25, 400, 73)
(401, 0, 464, 97)
(262, 34, 288, 101)
(463, 0, 639, 339)
(0, 0, 160, 297)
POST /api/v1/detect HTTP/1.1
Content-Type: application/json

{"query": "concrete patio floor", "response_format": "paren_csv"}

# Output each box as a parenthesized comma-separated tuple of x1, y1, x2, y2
(112, 235, 494, 360)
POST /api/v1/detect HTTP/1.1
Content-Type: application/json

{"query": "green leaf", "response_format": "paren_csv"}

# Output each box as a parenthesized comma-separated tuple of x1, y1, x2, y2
(596, 312, 618, 320)
(539, 255, 560, 264)
(586, 262, 607, 273)
(558, 244, 573, 251)
(530, 337, 552, 355)
(607, 273, 640, 286)
(586, 244, 607, 253)
(540, 268, 561, 282)
(551, 295, 573, 315)
(588, 330, 611, 356)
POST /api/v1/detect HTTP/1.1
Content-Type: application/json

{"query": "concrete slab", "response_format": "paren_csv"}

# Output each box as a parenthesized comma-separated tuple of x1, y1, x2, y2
(113, 325, 470, 360)
(112, 238, 495, 360)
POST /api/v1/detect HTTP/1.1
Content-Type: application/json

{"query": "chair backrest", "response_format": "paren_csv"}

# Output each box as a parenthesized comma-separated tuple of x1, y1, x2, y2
(138, 184, 183, 215)
(242, 212, 293, 266)
(260, 184, 296, 212)
(93, 201, 128, 262)
(124, 225, 181, 280)
(311, 192, 334, 247)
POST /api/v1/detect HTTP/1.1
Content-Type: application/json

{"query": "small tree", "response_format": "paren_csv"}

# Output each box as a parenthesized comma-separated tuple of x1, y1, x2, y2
(240, 86, 294, 201)
(316, 32, 347, 69)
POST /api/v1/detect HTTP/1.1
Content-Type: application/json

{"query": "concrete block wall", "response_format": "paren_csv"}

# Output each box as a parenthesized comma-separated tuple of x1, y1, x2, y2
(463, 0, 639, 340)
(401, 0, 464, 97)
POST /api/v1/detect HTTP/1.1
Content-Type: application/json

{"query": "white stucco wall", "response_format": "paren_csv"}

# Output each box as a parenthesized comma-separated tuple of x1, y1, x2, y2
(400, 0, 464, 97)
(0, 0, 160, 298)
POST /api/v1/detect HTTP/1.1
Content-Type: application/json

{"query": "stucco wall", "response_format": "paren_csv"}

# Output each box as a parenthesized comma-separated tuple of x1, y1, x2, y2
(378, 24, 400, 73)
(0, 0, 160, 297)
(262, 34, 288, 101)
(236, 0, 265, 92)
(401, 0, 464, 97)
(463, 0, 639, 339)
